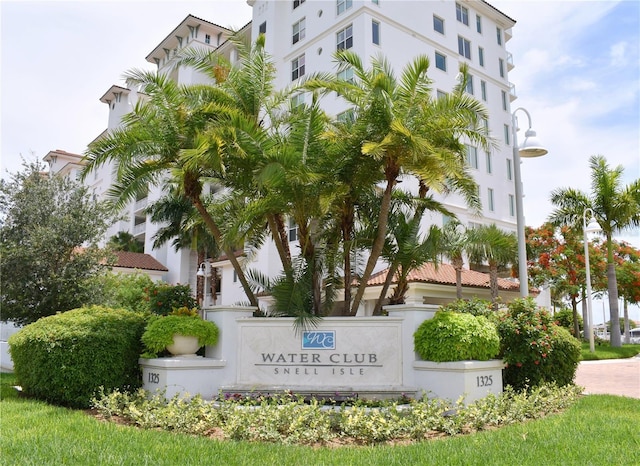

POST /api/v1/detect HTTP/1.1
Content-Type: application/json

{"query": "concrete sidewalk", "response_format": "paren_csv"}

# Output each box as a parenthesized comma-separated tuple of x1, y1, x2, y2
(575, 355, 640, 399)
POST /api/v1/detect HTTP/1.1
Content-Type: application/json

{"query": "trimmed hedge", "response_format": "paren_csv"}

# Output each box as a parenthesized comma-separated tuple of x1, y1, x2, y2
(414, 311, 500, 362)
(496, 298, 581, 390)
(8, 306, 146, 408)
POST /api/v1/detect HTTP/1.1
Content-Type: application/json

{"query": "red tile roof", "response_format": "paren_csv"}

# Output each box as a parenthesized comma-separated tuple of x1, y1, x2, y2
(111, 251, 168, 272)
(368, 263, 520, 291)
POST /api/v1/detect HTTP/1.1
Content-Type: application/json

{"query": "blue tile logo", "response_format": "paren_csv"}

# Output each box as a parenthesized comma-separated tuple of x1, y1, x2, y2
(302, 331, 335, 349)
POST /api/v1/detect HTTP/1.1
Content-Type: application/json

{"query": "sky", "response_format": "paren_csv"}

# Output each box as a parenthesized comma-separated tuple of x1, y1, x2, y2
(1, 0, 639, 323)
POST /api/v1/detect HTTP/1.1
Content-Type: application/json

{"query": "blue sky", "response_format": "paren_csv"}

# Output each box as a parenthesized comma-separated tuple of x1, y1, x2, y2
(2, 0, 639, 322)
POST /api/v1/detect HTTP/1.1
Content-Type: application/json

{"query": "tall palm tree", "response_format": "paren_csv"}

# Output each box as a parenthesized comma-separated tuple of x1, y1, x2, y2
(467, 224, 517, 309)
(305, 53, 489, 315)
(438, 220, 469, 299)
(107, 231, 144, 253)
(549, 155, 640, 347)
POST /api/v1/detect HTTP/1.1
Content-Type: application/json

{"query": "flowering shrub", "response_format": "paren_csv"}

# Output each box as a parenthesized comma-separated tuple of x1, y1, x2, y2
(144, 283, 198, 316)
(414, 311, 500, 362)
(441, 298, 494, 317)
(496, 298, 581, 390)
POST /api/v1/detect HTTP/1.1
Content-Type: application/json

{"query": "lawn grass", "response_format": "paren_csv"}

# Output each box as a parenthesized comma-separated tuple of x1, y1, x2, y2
(580, 341, 640, 361)
(2, 373, 639, 465)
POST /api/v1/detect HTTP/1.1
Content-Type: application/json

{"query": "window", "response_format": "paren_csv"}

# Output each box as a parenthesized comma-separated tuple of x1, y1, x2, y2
(466, 145, 478, 169)
(371, 0, 379, 4)
(293, 0, 305, 9)
(501, 90, 507, 111)
(433, 15, 444, 34)
(499, 58, 505, 78)
(205, 34, 211, 44)
(456, 3, 469, 25)
(337, 67, 354, 83)
(291, 54, 305, 81)
(372, 20, 380, 45)
(291, 93, 305, 109)
(508, 194, 515, 217)
(233, 270, 238, 283)
(292, 18, 306, 44)
(435, 52, 446, 71)
(465, 74, 474, 95)
(259, 22, 267, 34)
(488, 188, 495, 211)
(436, 89, 447, 100)
(478, 47, 484, 66)
(504, 124, 510, 144)
(476, 14, 482, 33)
(458, 36, 471, 59)
(288, 218, 299, 242)
(480, 80, 487, 101)
(337, 0, 352, 15)
(485, 152, 492, 173)
(506, 158, 513, 180)
(337, 109, 355, 123)
(496, 27, 502, 45)
(337, 25, 353, 50)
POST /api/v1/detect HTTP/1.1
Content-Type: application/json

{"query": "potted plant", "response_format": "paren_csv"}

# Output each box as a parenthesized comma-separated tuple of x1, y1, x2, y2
(141, 307, 219, 358)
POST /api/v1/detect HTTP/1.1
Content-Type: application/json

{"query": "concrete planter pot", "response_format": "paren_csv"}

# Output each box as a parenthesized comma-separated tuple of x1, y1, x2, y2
(166, 334, 201, 357)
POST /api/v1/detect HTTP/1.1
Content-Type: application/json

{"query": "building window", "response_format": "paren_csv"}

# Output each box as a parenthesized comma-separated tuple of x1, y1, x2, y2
(456, 3, 469, 25)
(501, 90, 507, 111)
(509, 194, 515, 216)
(480, 80, 487, 101)
(497, 27, 502, 45)
(488, 188, 495, 212)
(337, 0, 352, 15)
(458, 36, 471, 59)
(465, 74, 474, 95)
(485, 152, 492, 173)
(466, 145, 478, 169)
(259, 22, 267, 34)
(371, 0, 379, 4)
(293, 0, 305, 9)
(433, 15, 444, 34)
(436, 89, 447, 100)
(476, 14, 482, 33)
(291, 54, 305, 81)
(337, 25, 353, 50)
(233, 270, 238, 283)
(499, 58, 505, 78)
(435, 52, 446, 71)
(337, 67, 354, 83)
(478, 47, 484, 66)
(288, 218, 299, 242)
(482, 117, 489, 132)
(337, 108, 355, 123)
(205, 34, 211, 44)
(372, 20, 380, 45)
(292, 18, 306, 44)
(506, 158, 513, 181)
(291, 93, 305, 109)
(504, 124, 510, 144)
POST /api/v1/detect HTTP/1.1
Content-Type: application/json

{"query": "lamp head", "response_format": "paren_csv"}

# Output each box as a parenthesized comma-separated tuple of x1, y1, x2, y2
(196, 263, 206, 277)
(519, 129, 548, 158)
(585, 217, 602, 234)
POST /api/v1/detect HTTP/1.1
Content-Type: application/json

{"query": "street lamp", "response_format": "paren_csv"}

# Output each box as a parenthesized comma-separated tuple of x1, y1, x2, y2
(196, 262, 211, 308)
(511, 107, 548, 297)
(583, 208, 602, 353)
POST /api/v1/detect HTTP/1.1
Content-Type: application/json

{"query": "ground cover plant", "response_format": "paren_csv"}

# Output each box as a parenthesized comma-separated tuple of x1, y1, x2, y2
(90, 384, 582, 445)
(580, 342, 640, 361)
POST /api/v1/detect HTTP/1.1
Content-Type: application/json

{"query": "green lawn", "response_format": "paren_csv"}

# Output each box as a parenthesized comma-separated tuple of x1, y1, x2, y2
(2, 373, 639, 465)
(580, 342, 640, 361)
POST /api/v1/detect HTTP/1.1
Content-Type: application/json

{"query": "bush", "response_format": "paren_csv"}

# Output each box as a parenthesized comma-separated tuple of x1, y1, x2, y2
(141, 311, 219, 358)
(145, 283, 198, 316)
(496, 298, 581, 390)
(553, 308, 583, 335)
(94, 272, 155, 314)
(8, 306, 146, 408)
(441, 298, 493, 317)
(414, 311, 500, 362)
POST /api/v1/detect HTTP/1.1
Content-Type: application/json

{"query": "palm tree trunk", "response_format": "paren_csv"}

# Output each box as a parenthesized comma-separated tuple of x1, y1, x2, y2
(373, 262, 398, 315)
(489, 264, 499, 311)
(196, 250, 205, 306)
(341, 203, 355, 315)
(572, 295, 580, 338)
(267, 213, 292, 272)
(191, 198, 258, 307)
(453, 257, 464, 300)
(606, 234, 621, 347)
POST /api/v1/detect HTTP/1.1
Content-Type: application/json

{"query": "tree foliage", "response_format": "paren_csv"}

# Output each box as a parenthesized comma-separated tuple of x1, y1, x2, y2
(0, 161, 114, 325)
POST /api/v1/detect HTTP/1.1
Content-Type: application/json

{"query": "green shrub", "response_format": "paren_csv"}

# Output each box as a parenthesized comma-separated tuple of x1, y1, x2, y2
(553, 308, 583, 335)
(441, 298, 493, 317)
(145, 283, 198, 316)
(94, 272, 155, 314)
(414, 311, 500, 362)
(496, 298, 581, 390)
(141, 314, 219, 358)
(8, 306, 146, 408)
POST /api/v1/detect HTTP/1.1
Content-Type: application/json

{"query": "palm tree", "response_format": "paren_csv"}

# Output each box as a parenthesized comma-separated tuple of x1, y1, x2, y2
(467, 224, 517, 309)
(107, 231, 144, 253)
(548, 155, 640, 347)
(438, 220, 469, 299)
(305, 53, 489, 315)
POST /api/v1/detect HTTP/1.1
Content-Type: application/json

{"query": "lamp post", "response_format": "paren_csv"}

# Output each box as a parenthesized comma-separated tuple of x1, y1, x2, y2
(196, 262, 210, 308)
(583, 208, 602, 353)
(511, 108, 548, 297)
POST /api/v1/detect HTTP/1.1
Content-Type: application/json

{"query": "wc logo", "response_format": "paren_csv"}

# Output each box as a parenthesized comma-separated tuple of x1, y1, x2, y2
(302, 331, 335, 349)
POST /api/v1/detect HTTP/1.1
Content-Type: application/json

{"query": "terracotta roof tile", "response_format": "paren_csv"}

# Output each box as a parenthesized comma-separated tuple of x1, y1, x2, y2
(368, 263, 520, 291)
(111, 251, 168, 272)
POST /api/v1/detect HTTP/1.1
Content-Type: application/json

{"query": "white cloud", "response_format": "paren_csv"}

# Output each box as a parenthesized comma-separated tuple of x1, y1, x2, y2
(609, 41, 628, 67)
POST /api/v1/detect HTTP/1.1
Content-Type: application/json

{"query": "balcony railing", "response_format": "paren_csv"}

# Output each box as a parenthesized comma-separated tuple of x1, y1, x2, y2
(506, 51, 514, 71)
(509, 82, 517, 102)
